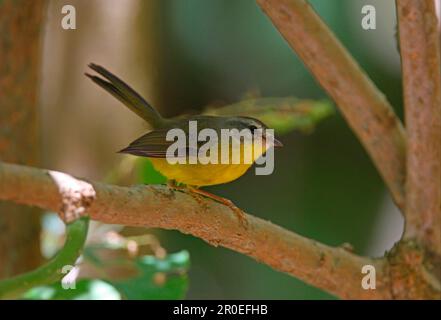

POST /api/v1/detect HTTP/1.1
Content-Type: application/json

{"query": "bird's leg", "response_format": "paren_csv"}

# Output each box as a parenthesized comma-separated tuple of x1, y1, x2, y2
(167, 180, 208, 210)
(187, 187, 248, 227)
(167, 179, 185, 192)
(166, 179, 182, 197)
(167, 181, 247, 226)
(189, 191, 209, 211)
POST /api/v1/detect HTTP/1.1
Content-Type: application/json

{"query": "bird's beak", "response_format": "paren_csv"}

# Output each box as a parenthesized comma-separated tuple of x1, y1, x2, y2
(264, 133, 283, 148)
(273, 137, 283, 148)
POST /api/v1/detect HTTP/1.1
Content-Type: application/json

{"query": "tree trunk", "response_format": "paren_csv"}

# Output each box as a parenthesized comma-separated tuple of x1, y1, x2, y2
(0, 0, 46, 278)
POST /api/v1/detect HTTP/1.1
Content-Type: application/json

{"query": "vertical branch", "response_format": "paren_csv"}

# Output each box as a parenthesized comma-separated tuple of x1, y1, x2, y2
(0, 0, 46, 277)
(257, 0, 406, 210)
(397, 0, 441, 255)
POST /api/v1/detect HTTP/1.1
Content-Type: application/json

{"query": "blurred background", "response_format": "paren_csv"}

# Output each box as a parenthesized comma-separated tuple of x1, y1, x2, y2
(37, 0, 406, 299)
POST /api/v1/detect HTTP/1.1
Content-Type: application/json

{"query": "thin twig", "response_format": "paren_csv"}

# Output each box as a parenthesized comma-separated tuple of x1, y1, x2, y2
(0, 161, 390, 299)
(396, 0, 441, 255)
(256, 0, 406, 210)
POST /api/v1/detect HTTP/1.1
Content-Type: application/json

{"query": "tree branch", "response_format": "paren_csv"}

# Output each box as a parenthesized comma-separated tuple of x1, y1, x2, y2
(396, 0, 441, 255)
(0, 161, 390, 299)
(256, 0, 406, 210)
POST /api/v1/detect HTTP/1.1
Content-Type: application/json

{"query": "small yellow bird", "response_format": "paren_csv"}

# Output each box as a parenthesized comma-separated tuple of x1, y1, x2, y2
(86, 63, 282, 224)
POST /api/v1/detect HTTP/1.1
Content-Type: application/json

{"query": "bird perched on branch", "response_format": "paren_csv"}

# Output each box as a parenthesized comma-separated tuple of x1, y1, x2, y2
(86, 63, 282, 225)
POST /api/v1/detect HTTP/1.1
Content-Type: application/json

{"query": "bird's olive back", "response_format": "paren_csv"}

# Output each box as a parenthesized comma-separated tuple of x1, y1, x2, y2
(168, 115, 268, 134)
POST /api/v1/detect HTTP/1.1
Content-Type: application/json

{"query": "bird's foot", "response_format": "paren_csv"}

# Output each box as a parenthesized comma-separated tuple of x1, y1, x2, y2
(167, 180, 186, 192)
(188, 187, 248, 228)
(167, 181, 208, 210)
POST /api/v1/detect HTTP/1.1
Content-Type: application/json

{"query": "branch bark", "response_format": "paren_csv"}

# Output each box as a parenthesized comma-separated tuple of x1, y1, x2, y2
(256, 0, 406, 210)
(396, 0, 441, 256)
(0, 161, 390, 299)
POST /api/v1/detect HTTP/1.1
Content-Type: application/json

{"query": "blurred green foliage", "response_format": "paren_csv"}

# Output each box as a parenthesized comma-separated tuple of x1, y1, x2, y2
(112, 251, 190, 300)
(23, 279, 121, 300)
(23, 251, 189, 300)
(137, 157, 167, 185)
(205, 97, 334, 135)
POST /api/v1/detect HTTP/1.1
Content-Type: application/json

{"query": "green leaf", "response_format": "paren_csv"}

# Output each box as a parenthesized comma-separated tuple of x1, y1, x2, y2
(111, 250, 190, 300)
(204, 97, 334, 135)
(136, 158, 167, 184)
(21, 251, 190, 300)
(23, 279, 121, 300)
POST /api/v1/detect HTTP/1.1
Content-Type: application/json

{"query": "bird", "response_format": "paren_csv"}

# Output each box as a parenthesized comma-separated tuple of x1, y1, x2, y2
(85, 63, 282, 225)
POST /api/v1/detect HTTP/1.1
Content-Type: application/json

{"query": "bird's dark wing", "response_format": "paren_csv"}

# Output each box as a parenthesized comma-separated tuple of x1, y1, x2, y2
(118, 129, 199, 159)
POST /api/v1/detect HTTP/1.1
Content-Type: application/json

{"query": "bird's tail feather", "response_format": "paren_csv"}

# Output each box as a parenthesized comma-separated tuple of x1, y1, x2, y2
(86, 63, 164, 128)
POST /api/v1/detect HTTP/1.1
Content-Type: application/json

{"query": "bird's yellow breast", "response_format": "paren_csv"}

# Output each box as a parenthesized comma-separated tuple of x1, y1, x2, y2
(149, 140, 266, 187)
(149, 159, 253, 186)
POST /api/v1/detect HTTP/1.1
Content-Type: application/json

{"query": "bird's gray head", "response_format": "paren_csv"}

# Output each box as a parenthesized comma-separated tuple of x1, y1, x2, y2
(225, 116, 268, 133)
(225, 116, 282, 147)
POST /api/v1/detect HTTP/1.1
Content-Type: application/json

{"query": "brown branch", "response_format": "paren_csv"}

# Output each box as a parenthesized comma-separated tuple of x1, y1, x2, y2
(256, 0, 406, 210)
(396, 0, 441, 255)
(0, 161, 390, 299)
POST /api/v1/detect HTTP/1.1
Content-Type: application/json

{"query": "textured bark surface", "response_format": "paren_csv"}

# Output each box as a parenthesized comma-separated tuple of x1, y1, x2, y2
(0, 0, 46, 278)
(397, 0, 441, 256)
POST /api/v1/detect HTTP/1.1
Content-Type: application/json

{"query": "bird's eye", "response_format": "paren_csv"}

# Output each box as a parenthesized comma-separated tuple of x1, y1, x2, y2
(248, 125, 258, 133)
